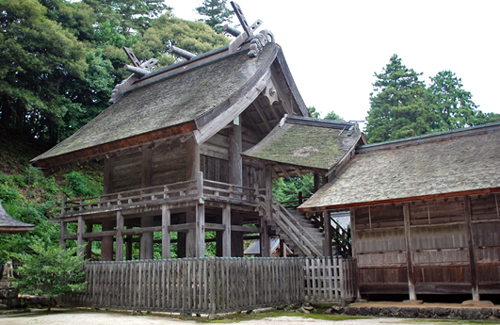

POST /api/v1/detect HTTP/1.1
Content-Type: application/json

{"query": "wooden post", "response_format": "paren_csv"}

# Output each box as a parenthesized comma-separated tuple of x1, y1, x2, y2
(313, 173, 320, 192)
(403, 203, 417, 301)
(162, 204, 171, 259)
(85, 222, 93, 260)
(222, 204, 231, 257)
(186, 136, 200, 180)
(101, 220, 114, 261)
(231, 211, 244, 257)
(350, 208, 361, 300)
(265, 164, 272, 220)
(464, 196, 480, 301)
(196, 202, 206, 258)
(228, 115, 242, 187)
(126, 235, 133, 260)
(140, 216, 154, 260)
(77, 217, 85, 257)
(116, 211, 124, 261)
(298, 191, 303, 205)
(59, 221, 67, 249)
(323, 210, 332, 257)
(260, 217, 270, 257)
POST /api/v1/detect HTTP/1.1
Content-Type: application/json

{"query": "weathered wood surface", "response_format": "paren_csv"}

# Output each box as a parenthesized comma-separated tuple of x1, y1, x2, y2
(60, 257, 304, 314)
(303, 257, 358, 304)
(61, 179, 262, 219)
(353, 194, 500, 296)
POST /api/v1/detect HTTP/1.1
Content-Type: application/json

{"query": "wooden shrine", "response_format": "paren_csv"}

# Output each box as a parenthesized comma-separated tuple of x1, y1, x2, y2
(299, 123, 500, 301)
(31, 4, 359, 261)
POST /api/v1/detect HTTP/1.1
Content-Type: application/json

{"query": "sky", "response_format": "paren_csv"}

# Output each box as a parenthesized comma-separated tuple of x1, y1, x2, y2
(165, 0, 500, 122)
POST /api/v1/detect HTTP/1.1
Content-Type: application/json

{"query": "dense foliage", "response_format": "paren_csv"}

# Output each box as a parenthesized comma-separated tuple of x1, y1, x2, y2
(0, 0, 229, 144)
(11, 242, 87, 311)
(196, 0, 234, 34)
(365, 55, 500, 143)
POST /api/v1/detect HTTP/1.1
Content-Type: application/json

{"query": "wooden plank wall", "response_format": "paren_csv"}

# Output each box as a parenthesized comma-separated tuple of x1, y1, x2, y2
(354, 194, 500, 296)
(304, 257, 358, 304)
(60, 257, 304, 315)
(112, 140, 188, 192)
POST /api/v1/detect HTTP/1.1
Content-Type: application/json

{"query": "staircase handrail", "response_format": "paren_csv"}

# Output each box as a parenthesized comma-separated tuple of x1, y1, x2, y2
(256, 195, 322, 257)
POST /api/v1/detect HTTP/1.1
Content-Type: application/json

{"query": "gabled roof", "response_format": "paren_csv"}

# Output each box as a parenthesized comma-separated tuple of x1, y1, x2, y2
(32, 40, 308, 169)
(0, 202, 35, 234)
(242, 116, 362, 177)
(299, 122, 500, 212)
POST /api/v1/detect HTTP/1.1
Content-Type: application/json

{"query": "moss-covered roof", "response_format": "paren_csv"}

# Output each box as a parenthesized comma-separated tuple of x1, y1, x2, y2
(32, 43, 279, 166)
(0, 201, 34, 234)
(299, 123, 500, 211)
(242, 116, 361, 170)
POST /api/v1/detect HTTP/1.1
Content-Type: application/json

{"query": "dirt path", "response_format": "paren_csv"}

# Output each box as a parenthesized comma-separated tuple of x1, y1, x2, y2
(0, 312, 441, 325)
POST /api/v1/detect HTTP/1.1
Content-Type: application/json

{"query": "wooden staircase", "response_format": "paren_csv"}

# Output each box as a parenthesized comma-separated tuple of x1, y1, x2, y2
(256, 195, 351, 257)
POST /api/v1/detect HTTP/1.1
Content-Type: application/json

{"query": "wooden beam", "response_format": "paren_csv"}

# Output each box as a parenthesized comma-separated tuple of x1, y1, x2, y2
(231, 225, 260, 233)
(350, 208, 361, 300)
(101, 220, 114, 261)
(275, 163, 291, 179)
(252, 101, 273, 133)
(104, 157, 114, 194)
(140, 216, 154, 260)
(222, 204, 231, 257)
(186, 136, 200, 180)
(403, 203, 417, 301)
(162, 204, 171, 259)
(464, 196, 480, 301)
(260, 217, 270, 257)
(115, 211, 124, 261)
(167, 223, 197, 232)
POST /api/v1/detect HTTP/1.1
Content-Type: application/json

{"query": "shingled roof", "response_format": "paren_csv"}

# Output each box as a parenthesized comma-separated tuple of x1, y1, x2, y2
(242, 116, 363, 176)
(299, 122, 500, 212)
(32, 40, 307, 169)
(0, 201, 35, 234)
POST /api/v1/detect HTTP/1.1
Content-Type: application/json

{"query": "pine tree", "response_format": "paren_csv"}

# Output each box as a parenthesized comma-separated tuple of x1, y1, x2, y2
(196, 0, 233, 34)
(365, 54, 434, 143)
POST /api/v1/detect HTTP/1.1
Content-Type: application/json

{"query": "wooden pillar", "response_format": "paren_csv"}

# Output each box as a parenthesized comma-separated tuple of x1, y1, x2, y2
(101, 220, 114, 261)
(116, 211, 124, 261)
(103, 157, 114, 194)
(265, 164, 272, 220)
(85, 222, 93, 260)
(77, 217, 85, 257)
(185, 208, 197, 257)
(59, 221, 67, 249)
(464, 197, 480, 301)
(228, 116, 242, 187)
(126, 235, 133, 260)
(403, 203, 417, 301)
(260, 217, 270, 257)
(162, 204, 171, 259)
(231, 211, 244, 257)
(140, 216, 154, 260)
(280, 239, 286, 257)
(313, 173, 320, 192)
(222, 204, 231, 257)
(323, 210, 332, 257)
(186, 136, 200, 180)
(196, 202, 206, 258)
(350, 208, 361, 300)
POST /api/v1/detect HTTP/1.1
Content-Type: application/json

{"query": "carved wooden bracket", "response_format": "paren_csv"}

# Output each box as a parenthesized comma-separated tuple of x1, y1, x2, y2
(248, 30, 274, 58)
(262, 78, 281, 105)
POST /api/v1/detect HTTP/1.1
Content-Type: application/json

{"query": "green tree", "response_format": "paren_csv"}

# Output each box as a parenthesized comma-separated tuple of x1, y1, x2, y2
(324, 111, 345, 121)
(0, 0, 87, 143)
(196, 0, 233, 34)
(427, 70, 485, 130)
(365, 54, 434, 143)
(307, 106, 320, 118)
(11, 242, 87, 311)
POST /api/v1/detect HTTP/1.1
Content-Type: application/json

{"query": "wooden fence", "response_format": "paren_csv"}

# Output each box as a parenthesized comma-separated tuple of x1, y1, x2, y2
(60, 257, 304, 314)
(304, 257, 358, 304)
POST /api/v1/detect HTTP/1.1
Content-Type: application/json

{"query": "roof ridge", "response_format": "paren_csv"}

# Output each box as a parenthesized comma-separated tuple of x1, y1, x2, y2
(361, 121, 500, 152)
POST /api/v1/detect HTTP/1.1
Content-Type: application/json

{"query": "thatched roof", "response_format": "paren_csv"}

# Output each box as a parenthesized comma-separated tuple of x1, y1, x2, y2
(32, 41, 305, 169)
(0, 201, 35, 234)
(299, 123, 500, 211)
(242, 116, 362, 173)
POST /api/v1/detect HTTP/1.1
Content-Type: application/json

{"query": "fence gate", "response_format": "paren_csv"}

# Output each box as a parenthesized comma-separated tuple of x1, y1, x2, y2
(304, 257, 358, 304)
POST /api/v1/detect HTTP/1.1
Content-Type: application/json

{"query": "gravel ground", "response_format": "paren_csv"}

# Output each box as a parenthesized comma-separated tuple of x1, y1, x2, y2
(0, 311, 438, 325)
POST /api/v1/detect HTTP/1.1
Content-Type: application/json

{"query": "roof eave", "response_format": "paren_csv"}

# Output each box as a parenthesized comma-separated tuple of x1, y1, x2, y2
(298, 187, 500, 212)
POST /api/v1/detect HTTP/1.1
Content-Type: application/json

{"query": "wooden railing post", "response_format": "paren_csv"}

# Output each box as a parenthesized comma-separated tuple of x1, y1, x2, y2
(197, 171, 203, 197)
